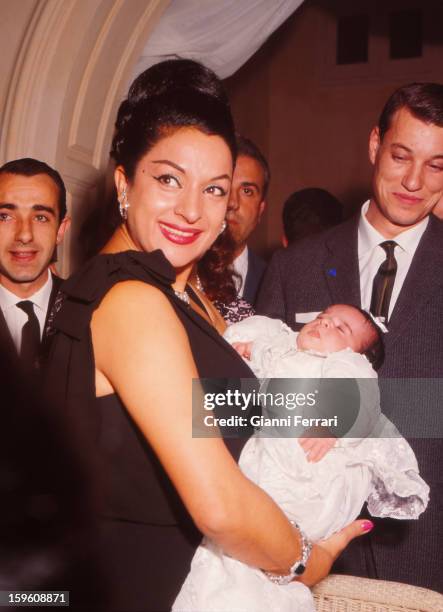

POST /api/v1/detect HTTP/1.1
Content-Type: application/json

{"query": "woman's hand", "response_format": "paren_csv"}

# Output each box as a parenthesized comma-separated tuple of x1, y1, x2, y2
(299, 519, 374, 586)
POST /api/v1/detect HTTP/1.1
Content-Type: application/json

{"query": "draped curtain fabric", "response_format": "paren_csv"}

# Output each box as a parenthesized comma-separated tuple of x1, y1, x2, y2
(132, 0, 304, 80)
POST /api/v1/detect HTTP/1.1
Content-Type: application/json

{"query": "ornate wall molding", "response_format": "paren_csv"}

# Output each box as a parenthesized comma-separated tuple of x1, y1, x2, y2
(67, 0, 125, 168)
(93, 1, 168, 170)
(1, 0, 76, 162)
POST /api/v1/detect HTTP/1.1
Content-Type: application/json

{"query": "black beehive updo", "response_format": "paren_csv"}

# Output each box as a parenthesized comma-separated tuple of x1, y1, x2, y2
(111, 59, 236, 180)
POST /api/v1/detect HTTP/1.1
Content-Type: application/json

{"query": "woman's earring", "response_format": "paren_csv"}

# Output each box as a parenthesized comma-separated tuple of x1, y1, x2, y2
(219, 220, 227, 235)
(119, 188, 130, 220)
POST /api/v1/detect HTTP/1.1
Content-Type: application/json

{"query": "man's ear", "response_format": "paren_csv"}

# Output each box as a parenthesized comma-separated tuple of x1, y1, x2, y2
(114, 165, 128, 197)
(56, 215, 71, 245)
(258, 199, 266, 221)
(369, 126, 381, 166)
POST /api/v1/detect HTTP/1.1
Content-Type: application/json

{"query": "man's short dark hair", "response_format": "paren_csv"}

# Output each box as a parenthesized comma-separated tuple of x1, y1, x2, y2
(378, 82, 443, 140)
(282, 188, 343, 245)
(236, 134, 270, 199)
(0, 158, 67, 222)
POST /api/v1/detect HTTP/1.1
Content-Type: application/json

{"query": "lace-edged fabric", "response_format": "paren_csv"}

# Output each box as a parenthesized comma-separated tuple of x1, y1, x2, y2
(214, 297, 255, 325)
(362, 430, 430, 519)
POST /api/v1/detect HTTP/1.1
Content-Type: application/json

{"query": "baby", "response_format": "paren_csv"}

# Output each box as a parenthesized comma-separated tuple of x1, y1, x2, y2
(230, 304, 384, 459)
(173, 305, 429, 612)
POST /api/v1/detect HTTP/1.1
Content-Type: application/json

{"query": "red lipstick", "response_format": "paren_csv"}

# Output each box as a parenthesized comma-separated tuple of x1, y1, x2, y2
(159, 222, 202, 245)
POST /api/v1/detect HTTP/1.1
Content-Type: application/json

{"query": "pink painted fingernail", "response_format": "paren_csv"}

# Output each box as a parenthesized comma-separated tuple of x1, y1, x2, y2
(362, 520, 374, 532)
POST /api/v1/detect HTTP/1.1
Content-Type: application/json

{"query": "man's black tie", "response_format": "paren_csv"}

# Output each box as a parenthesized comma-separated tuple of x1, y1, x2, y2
(370, 240, 398, 323)
(16, 300, 40, 369)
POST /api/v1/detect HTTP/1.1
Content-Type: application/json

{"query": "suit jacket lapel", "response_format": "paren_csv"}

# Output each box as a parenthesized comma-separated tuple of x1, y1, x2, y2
(323, 217, 361, 307)
(40, 274, 64, 362)
(44, 274, 63, 332)
(243, 250, 255, 303)
(387, 216, 443, 343)
(0, 307, 17, 358)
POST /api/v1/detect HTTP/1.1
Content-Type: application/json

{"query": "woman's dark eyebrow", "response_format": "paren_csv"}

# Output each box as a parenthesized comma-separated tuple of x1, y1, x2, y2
(150, 162, 230, 183)
(152, 160, 185, 173)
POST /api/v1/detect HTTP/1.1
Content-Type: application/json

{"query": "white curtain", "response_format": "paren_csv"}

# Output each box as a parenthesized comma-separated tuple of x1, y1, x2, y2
(132, 0, 304, 81)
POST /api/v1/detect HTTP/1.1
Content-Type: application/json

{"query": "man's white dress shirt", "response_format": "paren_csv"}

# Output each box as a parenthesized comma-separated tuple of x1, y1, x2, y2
(0, 272, 53, 352)
(232, 245, 249, 298)
(358, 201, 428, 320)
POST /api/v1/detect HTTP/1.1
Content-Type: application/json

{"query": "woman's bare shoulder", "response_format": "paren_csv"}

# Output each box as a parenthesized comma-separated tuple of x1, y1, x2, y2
(92, 280, 193, 385)
(97, 280, 173, 315)
(92, 279, 187, 346)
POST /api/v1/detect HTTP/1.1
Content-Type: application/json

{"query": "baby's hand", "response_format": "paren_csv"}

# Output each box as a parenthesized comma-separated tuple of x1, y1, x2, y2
(232, 341, 253, 360)
(299, 429, 336, 462)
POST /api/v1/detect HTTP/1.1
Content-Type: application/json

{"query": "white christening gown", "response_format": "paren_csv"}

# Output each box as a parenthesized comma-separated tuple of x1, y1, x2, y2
(173, 316, 429, 612)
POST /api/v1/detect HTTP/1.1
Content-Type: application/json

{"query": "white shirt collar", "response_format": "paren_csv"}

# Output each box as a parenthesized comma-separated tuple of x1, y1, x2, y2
(358, 200, 428, 258)
(235, 244, 248, 266)
(0, 272, 53, 314)
(232, 246, 249, 297)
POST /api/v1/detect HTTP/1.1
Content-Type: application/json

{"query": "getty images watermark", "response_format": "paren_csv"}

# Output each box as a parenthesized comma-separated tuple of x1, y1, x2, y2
(202, 386, 339, 429)
(192, 378, 443, 439)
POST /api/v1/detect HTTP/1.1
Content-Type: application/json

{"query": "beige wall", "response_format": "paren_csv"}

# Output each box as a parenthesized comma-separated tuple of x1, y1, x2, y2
(226, 0, 443, 256)
(0, 0, 38, 136)
(0, 0, 169, 274)
(225, 43, 271, 254)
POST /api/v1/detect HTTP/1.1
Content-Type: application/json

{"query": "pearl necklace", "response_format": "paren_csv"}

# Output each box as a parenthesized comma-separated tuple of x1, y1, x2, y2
(173, 275, 203, 305)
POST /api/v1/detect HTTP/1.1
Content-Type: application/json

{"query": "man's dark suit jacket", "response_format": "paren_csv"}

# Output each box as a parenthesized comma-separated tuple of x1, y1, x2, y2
(257, 214, 443, 592)
(242, 248, 267, 306)
(0, 274, 63, 364)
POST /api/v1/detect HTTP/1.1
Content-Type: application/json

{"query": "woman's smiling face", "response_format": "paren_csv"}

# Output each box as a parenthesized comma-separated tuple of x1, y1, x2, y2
(115, 127, 233, 273)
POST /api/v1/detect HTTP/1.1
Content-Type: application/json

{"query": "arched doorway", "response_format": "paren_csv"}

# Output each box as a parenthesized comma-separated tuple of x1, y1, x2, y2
(0, 0, 169, 273)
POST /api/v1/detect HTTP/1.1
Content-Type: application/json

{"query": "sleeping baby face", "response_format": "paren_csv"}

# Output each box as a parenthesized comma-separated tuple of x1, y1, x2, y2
(296, 304, 377, 354)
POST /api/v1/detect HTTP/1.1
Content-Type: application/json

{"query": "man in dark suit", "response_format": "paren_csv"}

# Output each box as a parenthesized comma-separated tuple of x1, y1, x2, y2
(227, 135, 268, 305)
(257, 83, 443, 592)
(0, 158, 70, 368)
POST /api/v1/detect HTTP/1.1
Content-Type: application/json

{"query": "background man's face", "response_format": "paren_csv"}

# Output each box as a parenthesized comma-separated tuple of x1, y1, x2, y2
(227, 155, 266, 251)
(0, 173, 69, 295)
(367, 107, 443, 237)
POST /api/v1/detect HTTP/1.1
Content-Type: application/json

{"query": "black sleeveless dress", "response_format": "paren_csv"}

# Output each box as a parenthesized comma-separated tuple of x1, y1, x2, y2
(45, 250, 255, 612)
